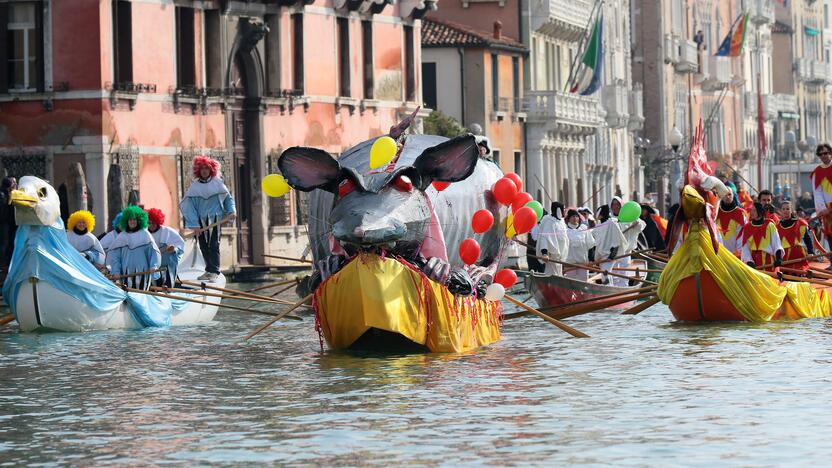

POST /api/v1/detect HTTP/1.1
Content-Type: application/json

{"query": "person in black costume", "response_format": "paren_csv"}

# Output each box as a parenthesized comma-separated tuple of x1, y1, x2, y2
(0, 177, 18, 274)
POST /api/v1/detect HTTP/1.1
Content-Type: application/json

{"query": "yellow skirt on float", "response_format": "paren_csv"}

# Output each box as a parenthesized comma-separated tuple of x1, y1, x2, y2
(313, 253, 502, 353)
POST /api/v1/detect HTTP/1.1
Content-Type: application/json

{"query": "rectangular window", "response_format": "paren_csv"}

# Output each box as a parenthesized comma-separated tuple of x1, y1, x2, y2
(337, 17, 350, 97)
(205, 10, 222, 89)
(422, 62, 437, 109)
(264, 14, 280, 93)
(514, 151, 522, 178)
(404, 24, 415, 101)
(175, 7, 196, 88)
(493, 150, 501, 166)
(512, 56, 520, 112)
(3, 1, 43, 92)
(112, 0, 133, 84)
(491, 53, 499, 111)
(292, 13, 304, 92)
(361, 20, 373, 99)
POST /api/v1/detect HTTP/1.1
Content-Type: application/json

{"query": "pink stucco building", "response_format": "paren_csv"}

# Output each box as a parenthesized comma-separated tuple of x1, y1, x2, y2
(0, 0, 430, 270)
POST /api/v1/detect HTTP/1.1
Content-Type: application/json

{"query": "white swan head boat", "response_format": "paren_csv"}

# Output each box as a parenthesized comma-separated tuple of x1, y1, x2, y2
(3, 176, 225, 332)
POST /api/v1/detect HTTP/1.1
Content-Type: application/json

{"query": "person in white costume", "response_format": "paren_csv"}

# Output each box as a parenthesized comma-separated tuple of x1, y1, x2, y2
(66, 210, 105, 269)
(147, 208, 186, 288)
(532, 203, 569, 276)
(593, 205, 627, 284)
(564, 209, 596, 282)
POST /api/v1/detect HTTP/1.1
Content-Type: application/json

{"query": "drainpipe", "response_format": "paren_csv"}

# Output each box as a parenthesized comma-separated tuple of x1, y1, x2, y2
(458, 47, 466, 126)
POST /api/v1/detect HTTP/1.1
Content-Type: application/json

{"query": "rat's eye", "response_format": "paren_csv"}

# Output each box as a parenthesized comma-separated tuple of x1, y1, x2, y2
(392, 174, 413, 193)
(338, 179, 355, 198)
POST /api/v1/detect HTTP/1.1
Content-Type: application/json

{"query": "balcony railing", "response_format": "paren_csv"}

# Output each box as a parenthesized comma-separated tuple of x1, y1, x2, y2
(674, 39, 698, 73)
(743, 91, 776, 120)
(602, 84, 629, 128)
(771, 93, 798, 115)
(748, 0, 774, 24)
(523, 90, 601, 129)
(797, 58, 831, 84)
(530, 0, 592, 40)
(628, 85, 644, 131)
(702, 56, 731, 91)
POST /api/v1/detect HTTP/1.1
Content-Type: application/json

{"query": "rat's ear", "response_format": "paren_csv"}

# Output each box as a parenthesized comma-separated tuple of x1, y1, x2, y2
(412, 135, 479, 190)
(278, 147, 342, 192)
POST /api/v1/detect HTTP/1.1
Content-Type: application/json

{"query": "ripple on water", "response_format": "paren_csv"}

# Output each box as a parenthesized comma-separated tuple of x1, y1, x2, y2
(1, 288, 832, 465)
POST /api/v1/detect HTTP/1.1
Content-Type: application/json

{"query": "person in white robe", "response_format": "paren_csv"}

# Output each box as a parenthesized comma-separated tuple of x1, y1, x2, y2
(564, 209, 596, 282)
(147, 208, 186, 288)
(532, 203, 569, 276)
(593, 205, 627, 284)
(66, 210, 105, 268)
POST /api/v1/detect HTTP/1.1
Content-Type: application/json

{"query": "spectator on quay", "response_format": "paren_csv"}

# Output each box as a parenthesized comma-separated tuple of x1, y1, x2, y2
(799, 191, 815, 214)
(0, 177, 17, 272)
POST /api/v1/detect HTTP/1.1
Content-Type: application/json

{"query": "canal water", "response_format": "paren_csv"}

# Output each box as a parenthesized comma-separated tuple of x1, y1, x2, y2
(1, 284, 831, 465)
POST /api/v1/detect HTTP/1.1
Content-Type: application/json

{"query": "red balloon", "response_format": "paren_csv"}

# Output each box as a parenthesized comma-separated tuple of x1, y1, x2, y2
(432, 181, 451, 191)
(471, 209, 494, 234)
(504, 172, 523, 191)
(494, 269, 518, 289)
(511, 192, 534, 212)
(459, 238, 481, 265)
(513, 207, 537, 234)
(492, 178, 518, 205)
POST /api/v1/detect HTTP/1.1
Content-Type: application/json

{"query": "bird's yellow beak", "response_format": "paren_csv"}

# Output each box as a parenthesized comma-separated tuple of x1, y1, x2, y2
(9, 189, 37, 208)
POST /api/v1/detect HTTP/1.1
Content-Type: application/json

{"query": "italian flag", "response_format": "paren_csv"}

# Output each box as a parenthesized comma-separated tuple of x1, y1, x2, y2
(570, 15, 603, 96)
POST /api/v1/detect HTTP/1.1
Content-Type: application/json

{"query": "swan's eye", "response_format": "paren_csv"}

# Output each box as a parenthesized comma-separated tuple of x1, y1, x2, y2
(392, 174, 413, 193)
(37, 188, 47, 199)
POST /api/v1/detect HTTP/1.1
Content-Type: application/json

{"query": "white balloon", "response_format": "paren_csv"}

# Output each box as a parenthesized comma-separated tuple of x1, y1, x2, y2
(484, 283, 505, 301)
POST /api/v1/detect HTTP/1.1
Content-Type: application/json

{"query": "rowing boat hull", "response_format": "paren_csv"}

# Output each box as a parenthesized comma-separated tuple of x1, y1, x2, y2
(526, 272, 638, 310)
(314, 254, 502, 353)
(14, 268, 225, 332)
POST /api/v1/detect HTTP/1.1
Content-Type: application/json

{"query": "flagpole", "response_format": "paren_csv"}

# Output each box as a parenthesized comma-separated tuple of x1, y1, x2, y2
(757, 73, 763, 188)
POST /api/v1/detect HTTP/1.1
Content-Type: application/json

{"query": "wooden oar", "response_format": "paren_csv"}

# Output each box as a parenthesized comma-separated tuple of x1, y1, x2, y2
(540, 291, 658, 320)
(246, 278, 300, 293)
(0, 313, 15, 326)
(526, 255, 658, 286)
(612, 267, 663, 273)
(126, 287, 301, 320)
(757, 252, 829, 271)
(621, 296, 661, 315)
(579, 184, 606, 208)
(180, 280, 288, 304)
(503, 295, 589, 338)
(270, 281, 301, 298)
(263, 254, 313, 264)
(183, 216, 234, 239)
(245, 293, 314, 340)
(503, 288, 658, 320)
(150, 286, 297, 306)
(763, 271, 832, 288)
(808, 266, 832, 278)
(109, 267, 165, 281)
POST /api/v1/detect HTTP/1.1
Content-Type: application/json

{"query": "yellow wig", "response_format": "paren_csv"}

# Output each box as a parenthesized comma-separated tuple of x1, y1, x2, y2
(67, 210, 96, 232)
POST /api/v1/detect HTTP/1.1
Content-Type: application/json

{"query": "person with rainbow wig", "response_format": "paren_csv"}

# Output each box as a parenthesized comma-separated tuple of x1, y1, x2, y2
(109, 205, 161, 290)
(147, 208, 185, 287)
(66, 210, 105, 268)
(179, 155, 236, 281)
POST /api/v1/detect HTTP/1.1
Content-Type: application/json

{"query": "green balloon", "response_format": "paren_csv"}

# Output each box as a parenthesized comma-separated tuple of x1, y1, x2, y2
(525, 200, 544, 221)
(618, 201, 641, 223)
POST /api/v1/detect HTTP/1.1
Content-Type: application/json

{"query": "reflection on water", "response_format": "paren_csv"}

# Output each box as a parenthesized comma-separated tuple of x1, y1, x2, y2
(1, 287, 832, 465)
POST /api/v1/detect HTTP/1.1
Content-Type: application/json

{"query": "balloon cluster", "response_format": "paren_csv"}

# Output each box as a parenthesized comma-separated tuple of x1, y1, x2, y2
(492, 172, 543, 238)
(262, 174, 291, 198)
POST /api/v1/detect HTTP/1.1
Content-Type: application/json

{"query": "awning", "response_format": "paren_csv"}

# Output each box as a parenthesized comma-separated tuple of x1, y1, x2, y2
(804, 26, 820, 36)
(780, 112, 800, 119)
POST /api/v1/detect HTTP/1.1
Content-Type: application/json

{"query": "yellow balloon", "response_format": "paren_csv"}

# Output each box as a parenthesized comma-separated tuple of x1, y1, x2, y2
(505, 213, 516, 238)
(370, 136, 398, 169)
(262, 174, 290, 198)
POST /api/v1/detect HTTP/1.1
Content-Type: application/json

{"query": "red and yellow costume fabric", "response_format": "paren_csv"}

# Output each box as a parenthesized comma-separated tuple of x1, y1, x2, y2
(777, 219, 810, 270)
(811, 164, 832, 236)
(741, 219, 783, 271)
(716, 206, 746, 255)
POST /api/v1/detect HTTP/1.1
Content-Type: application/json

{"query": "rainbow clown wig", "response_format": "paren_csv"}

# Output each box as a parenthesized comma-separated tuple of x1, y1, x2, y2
(192, 155, 221, 179)
(67, 210, 96, 232)
(119, 205, 149, 231)
(147, 208, 166, 226)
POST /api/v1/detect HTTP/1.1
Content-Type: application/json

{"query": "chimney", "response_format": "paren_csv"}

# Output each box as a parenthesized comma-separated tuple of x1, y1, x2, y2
(493, 21, 502, 40)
